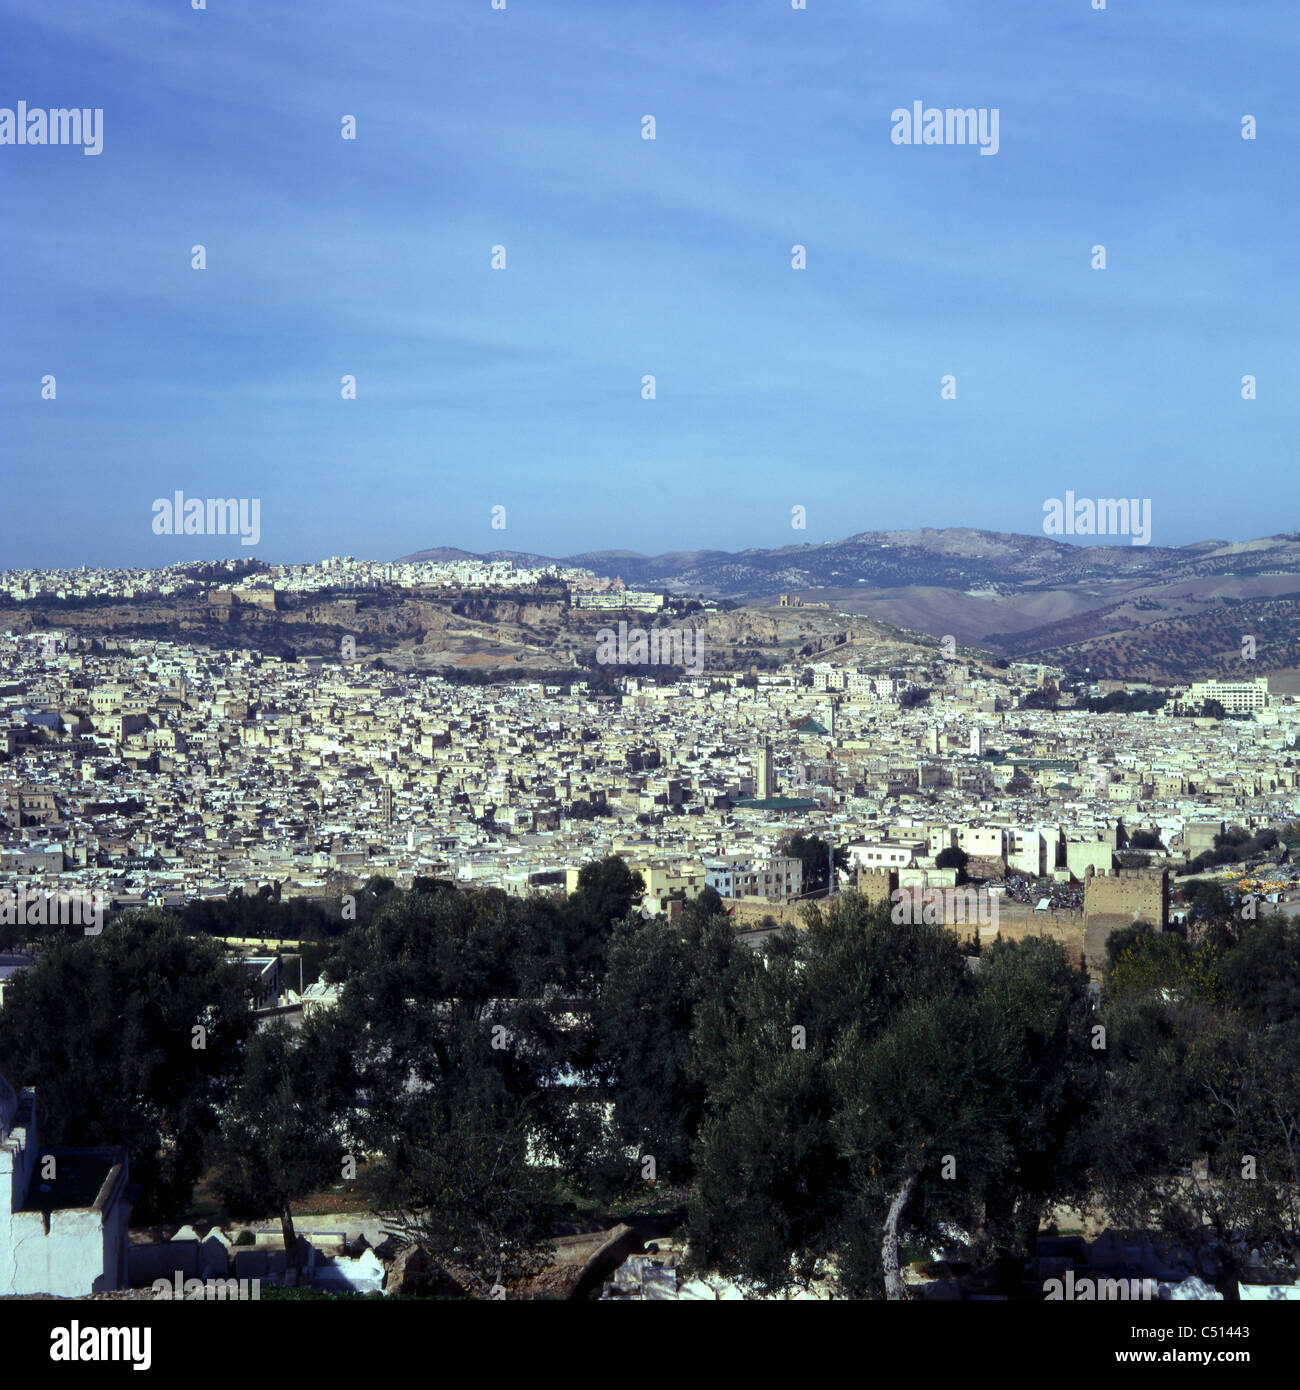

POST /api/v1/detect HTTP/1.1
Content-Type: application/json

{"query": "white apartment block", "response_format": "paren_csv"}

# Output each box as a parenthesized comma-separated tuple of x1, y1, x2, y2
(1185, 678, 1270, 714)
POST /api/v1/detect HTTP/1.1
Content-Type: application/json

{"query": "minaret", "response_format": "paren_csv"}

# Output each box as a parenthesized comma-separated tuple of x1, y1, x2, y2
(756, 736, 774, 800)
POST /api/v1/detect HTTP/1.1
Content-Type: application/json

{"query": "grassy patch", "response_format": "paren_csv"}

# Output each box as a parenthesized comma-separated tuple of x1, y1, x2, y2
(177, 1165, 378, 1229)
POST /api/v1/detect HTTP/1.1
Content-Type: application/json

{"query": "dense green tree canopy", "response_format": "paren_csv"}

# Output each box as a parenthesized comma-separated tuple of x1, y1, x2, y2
(4, 860, 1296, 1297)
(210, 1016, 348, 1262)
(595, 896, 744, 1183)
(0, 911, 254, 1219)
(686, 894, 1101, 1297)
(1093, 915, 1300, 1278)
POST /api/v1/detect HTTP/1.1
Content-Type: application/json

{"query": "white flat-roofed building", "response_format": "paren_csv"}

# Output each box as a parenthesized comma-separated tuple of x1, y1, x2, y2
(1184, 678, 1270, 714)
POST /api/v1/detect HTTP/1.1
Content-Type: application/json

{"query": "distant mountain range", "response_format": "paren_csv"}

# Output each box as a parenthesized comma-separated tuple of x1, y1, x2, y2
(400, 530, 1300, 681)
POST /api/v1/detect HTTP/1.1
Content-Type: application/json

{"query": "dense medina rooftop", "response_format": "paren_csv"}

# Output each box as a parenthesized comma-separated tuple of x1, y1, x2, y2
(1, 627, 1298, 909)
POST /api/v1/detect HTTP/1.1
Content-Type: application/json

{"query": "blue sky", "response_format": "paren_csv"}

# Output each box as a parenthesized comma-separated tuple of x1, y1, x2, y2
(1, 0, 1296, 569)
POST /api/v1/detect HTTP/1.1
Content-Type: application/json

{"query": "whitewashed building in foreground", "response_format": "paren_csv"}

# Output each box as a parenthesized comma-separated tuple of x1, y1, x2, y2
(0, 1072, 134, 1296)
